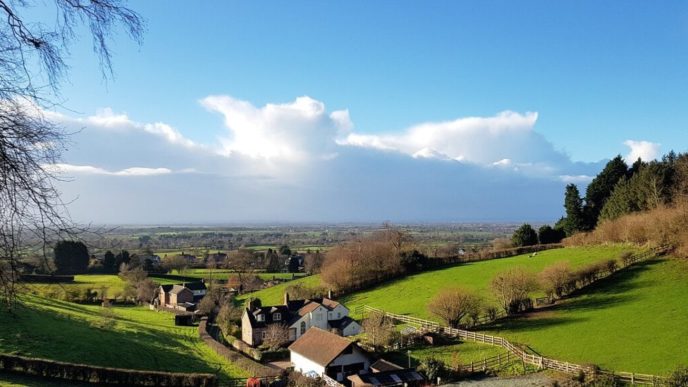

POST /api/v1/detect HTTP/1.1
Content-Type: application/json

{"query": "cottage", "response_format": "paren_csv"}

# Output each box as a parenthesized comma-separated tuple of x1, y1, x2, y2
(156, 281, 207, 311)
(289, 328, 370, 383)
(241, 293, 362, 347)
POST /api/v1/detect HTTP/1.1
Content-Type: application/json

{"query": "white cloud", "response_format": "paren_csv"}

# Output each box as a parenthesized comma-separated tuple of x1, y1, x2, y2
(201, 95, 351, 161)
(624, 140, 661, 163)
(338, 111, 544, 164)
(559, 175, 595, 184)
(46, 163, 173, 176)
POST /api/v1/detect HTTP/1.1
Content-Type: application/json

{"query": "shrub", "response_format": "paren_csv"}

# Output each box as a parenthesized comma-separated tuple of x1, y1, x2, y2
(490, 268, 538, 315)
(667, 365, 688, 387)
(428, 288, 482, 328)
(538, 261, 572, 299)
(419, 357, 446, 382)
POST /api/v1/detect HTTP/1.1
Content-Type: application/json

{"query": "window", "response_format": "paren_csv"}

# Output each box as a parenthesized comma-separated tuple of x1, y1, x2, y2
(261, 331, 267, 339)
(256, 314, 264, 322)
(273, 313, 281, 321)
(300, 321, 306, 335)
(337, 312, 341, 319)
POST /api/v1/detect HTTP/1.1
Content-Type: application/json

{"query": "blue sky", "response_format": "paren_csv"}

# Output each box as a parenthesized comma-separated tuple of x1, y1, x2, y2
(35, 1, 688, 224)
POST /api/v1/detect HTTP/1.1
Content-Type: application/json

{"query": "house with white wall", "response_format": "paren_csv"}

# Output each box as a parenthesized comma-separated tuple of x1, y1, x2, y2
(289, 327, 370, 383)
(242, 293, 362, 347)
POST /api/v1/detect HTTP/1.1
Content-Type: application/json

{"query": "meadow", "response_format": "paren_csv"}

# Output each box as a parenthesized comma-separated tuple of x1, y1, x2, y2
(167, 269, 306, 282)
(0, 295, 248, 381)
(243, 245, 632, 318)
(483, 257, 688, 375)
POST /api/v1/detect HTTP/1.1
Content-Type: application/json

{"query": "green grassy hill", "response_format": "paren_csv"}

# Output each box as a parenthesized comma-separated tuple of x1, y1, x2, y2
(483, 257, 688, 375)
(0, 296, 248, 381)
(339, 245, 631, 320)
(241, 246, 630, 311)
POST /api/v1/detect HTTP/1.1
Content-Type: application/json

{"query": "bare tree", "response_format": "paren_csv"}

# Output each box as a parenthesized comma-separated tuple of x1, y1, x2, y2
(428, 288, 482, 328)
(0, 1, 143, 310)
(262, 323, 290, 350)
(362, 310, 396, 349)
(538, 261, 572, 300)
(490, 268, 538, 315)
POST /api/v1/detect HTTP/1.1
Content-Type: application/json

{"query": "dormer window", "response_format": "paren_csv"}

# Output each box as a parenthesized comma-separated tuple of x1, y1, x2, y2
(256, 314, 265, 322)
(273, 313, 281, 321)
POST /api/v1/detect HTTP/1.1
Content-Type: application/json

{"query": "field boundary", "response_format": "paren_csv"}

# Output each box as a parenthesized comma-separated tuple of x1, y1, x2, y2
(358, 246, 671, 385)
(0, 353, 216, 386)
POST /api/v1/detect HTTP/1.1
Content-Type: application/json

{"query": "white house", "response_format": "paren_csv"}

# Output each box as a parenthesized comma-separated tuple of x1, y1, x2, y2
(289, 327, 370, 382)
(242, 293, 362, 347)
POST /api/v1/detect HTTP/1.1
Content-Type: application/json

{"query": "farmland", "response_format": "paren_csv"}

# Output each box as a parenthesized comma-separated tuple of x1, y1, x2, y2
(238, 244, 688, 376)
(483, 257, 688, 375)
(0, 295, 248, 381)
(338, 245, 632, 320)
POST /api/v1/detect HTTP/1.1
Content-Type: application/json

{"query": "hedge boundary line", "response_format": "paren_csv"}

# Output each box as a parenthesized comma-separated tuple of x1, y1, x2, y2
(0, 353, 217, 386)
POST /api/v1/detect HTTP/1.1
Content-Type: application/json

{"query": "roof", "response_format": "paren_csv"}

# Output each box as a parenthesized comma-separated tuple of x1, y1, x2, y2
(288, 327, 359, 367)
(370, 359, 404, 373)
(244, 306, 291, 329)
(347, 369, 425, 386)
(184, 282, 207, 291)
(160, 284, 174, 292)
(169, 285, 192, 295)
(329, 316, 357, 330)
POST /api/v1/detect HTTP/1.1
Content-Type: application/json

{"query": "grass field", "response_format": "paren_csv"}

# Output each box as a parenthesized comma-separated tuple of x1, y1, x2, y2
(482, 257, 688, 375)
(338, 245, 632, 320)
(171, 269, 306, 282)
(237, 275, 322, 305)
(381, 340, 508, 370)
(26, 274, 182, 301)
(0, 295, 248, 381)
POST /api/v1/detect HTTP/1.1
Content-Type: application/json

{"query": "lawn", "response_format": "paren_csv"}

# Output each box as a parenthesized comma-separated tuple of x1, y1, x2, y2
(0, 295, 248, 381)
(237, 275, 322, 306)
(339, 245, 633, 320)
(382, 340, 508, 370)
(26, 274, 179, 300)
(482, 257, 688, 375)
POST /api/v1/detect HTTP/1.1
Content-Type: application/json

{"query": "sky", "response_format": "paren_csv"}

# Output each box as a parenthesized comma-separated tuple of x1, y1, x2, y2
(30, 1, 688, 224)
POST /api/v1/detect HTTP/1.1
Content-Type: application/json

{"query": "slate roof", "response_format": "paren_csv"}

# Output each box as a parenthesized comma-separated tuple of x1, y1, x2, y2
(347, 369, 425, 386)
(370, 359, 404, 373)
(288, 327, 359, 367)
(329, 316, 357, 331)
(169, 285, 192, 295)
(245, 305, 291, 329)
(184, 282, 207, 291)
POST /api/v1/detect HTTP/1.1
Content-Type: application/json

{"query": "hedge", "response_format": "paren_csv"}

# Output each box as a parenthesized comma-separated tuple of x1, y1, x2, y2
(0, 353, 217, 386)
(198, 318, 280, 377)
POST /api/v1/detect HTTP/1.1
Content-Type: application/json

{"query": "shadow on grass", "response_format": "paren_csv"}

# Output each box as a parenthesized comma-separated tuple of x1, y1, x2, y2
(1, 299, 227, 378)
(481, 258, 665, 332)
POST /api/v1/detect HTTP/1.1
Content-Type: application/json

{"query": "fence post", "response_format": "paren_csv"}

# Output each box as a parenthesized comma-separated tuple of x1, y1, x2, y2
(483, 358, 487, 371)
(498, 353, 501, 368)
(631, 373, 635, 385)
(470, 361, 474, 373)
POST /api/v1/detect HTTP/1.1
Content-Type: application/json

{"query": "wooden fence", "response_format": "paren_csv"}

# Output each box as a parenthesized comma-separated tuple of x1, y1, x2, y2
(362, 305, 668, 385)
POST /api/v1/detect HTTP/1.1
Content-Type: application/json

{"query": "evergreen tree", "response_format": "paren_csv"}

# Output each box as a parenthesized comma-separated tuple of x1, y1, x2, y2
(584, 155, 629, 228)
(563, 184, 585, 235)
(53, 241, 90, 274)
(511, 224, 539, 247)
(538, 225, 565, 244)
(103, 250, 116, 273)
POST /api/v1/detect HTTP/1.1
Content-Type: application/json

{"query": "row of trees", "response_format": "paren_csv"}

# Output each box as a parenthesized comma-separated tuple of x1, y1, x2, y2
(510, 224, 565, 247)
(560, 152, 688, 236)
(320, 226, 425, 294)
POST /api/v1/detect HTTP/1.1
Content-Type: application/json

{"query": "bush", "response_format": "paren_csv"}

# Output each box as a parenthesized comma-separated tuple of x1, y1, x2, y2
(428, 288, 482, 328)
(667, 365, 688, 387)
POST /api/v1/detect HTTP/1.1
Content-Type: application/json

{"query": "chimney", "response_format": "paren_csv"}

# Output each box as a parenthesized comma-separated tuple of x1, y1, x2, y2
(327, 289, 333, 299)
(284, 291, 290, 305)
